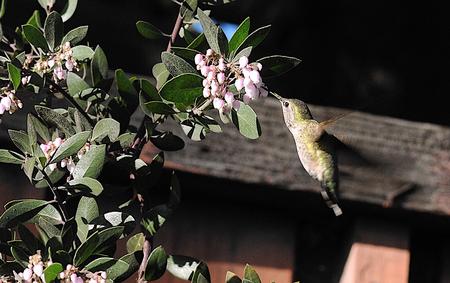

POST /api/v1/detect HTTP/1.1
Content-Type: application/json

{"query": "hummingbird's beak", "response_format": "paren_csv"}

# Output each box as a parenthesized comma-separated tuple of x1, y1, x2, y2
(270, 92, 283, 101)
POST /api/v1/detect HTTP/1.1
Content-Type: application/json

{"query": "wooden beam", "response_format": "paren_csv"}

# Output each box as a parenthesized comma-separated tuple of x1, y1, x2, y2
(138, 98, 450, 216)
(339, 218, 410, 283)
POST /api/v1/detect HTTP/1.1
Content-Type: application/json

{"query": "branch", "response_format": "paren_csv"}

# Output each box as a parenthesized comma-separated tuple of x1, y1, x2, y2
(47, 79, 96, 127)
(41, 169, 68, 223)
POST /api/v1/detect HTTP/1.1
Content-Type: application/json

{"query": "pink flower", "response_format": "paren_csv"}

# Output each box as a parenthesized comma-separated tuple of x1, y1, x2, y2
(200, 66, 209, 77)
(232, 100, 241, 110)
(235, 77, 244, 91)
(0, 103, 5, 115)
(1, 97, 11, 110)
(202, 87, 210, 98)
(23, 268, 33, 281)
(256, 62, 263, 71)
(206, 49, 214, 56)
(33, 263, 43, 277)
(249, 70, 261, 84)
(195, 54, 203, 65)
(217, 72, 225, 84)
(65, 60, 74, 71)
(239, 56, 249, 68)
(224, 92, 234, 104)
(213, 98, 225, 110)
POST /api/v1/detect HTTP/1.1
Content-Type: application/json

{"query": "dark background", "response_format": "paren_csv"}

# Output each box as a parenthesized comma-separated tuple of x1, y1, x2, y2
(4, 0, 450, 126)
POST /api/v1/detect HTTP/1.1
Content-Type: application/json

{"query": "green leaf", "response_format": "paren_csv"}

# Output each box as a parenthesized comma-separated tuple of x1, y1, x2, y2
(25, 10, 42, 30)
(257, 55, 302, 78)
(0, 0, 7, 19)
(126, 233, 145, 253)
(0, 199, 49, 228)
(73, 231, 99, 266)
(95, 226, 124, 254)
(85, 257, 129, 281)
(106, 259, 129, 281)
(140, 205, 171, 237)
(84, 257, 116, 271)
(44, 11, 63, 50)
(166, 255, 200, 280)
(72, 144, 106, 179)
(159, 73, 203, 111)
(142, 101, 177, 115)
(180, 120, 206, 141)
(75, 196, 99, 242)
(28, 114, 50, 142)
(161, 51, 197, 77)
(150, 131, 185, 151)
(152, 63, 170, 90)
(72, 45, 94, 61)
(0, 149, 24, 164)
(90, 212, 135, 237)
(236, 25, 271, 53)
(7, 63, 21, 91)
(92, 118, 120, 142)
(38, 216, 61, 239)
(116, 69, 138, 113)
(145, 245, 168, 281)
(136, 21, 164, 39)
(29, 204, 63, 225)
(91, 45, 109, 86)
(180, 0, 198, 21)
(27, 115, 37, 150)
(10, 245, 29, 267)
(192, 262, 211, 283)
(243, 264, 261, 283)
(68, 177, 104, 196)
(226, 271, 241, 283)
(61, 0, 78, 22)
(229, 17, 250, 52)
(197, 8, 221, 54)
(23, 157, 36, 182)
(231, 102, 261, 139)
(18, 224, 45, 255)
(187, 33, 208, 52)
(231, 46, 252, 63)
(35, 105, 76, 136)
(171, 47, 200, 62)
(8, 130, 32, 155)
(61, 25, 88, 45)
(49, 131, 91, 164)
(22, 24, 49, 51)
(216, 26, 228, 55)
(44, 263, 63, 283)
(118, 252, 143, 281)
(35, 168, 66, 189)
(67, 72, 90, 96)
(138, 79, 161, 101)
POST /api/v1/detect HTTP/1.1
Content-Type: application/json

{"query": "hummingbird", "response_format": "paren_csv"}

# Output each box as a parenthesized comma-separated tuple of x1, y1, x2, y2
(271, 92, 343, 216)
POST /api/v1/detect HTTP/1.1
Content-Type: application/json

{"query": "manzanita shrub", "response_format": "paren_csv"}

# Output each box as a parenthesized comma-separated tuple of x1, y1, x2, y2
(0, 0, 301, 282)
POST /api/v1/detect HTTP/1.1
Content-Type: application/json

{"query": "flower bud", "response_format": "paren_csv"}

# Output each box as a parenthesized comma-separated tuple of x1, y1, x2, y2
(239, 56, 249, 68)
(67, 160, 76, 174)
(0, 103, 5, 115)
(101, 272, 107, 279)
(202, 79, 209, 87)
(210, 80, 218, 95)
(245, 84, 257, 99)
(61, 159, 67, 168)
(89, 278, 97, 283)
(213, 98, 225, 110)
(23, 268, 33, 281)
(200, 66, 209, 77)
(194, 54, 203, 65)
(65, 60, 74, 71)
(206, 49, 214, 56)
(235, 77, 244, 91)
(256, 62, 263, 71)
(70, 273, 78, 283)
(53, 137, 63, 148)
(207, 70, 215, 82)
(243, 77, 252, 87)
(218, 58, 226, 71)
(47, 59, 55, 68)
(242, 67, 250, 78)
(224, 92, 234, 104)
(217, 72, 225, 84)
(33, 263, 43, 277)
(1, 97, 11, 110)
(60, 272, 66, 279)
(249, 70, 261, 84)
(202, 87, 210, 98)
(232, 100, 241, 110)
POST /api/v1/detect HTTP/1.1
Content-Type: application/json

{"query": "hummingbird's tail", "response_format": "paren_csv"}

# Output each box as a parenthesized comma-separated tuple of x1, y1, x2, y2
(320, 180, 343, 216)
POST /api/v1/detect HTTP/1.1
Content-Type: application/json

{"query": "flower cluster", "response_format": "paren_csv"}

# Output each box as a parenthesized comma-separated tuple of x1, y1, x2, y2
(40, 137, 90, 174)
(59, 264, 107, 283)
(0, 88, 23, 116)
(31, 42, 78, 82)
(194, 49, 267, 114)
(14, 252, 46, 282)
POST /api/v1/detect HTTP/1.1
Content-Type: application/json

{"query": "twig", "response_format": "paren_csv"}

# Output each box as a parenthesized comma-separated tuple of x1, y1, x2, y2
(41, 169, 68, 223)
(136, 13, 185, 283)
(47, 79, 95, 127)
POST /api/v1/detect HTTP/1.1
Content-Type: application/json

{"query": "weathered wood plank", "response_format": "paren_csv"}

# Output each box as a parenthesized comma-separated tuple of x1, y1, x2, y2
(143, 98, 450, 216)
(339, 218, 410, 283)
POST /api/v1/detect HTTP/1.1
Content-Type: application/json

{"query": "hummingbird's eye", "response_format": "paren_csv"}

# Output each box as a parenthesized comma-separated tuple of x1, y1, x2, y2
(283, 101, 289, 107)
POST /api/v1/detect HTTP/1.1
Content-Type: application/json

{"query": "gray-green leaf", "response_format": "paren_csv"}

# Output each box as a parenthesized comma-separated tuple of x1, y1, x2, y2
(161, 51, 197, 77)
(136, 21, 165, 39)
(7, 63, 21, 91)
(44, 11, 64, 51)
(231, 102, 261, 139)
(92, 118, 120, 142)
(72, 144, 106, 179)
(61, 25, 88, 46)
(145, 246, 168, 281)
(22, 24, 49, 52)
(159, 73, 203, 111)
(257, 55, 302, 78)
(49, 131, 91, 164)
